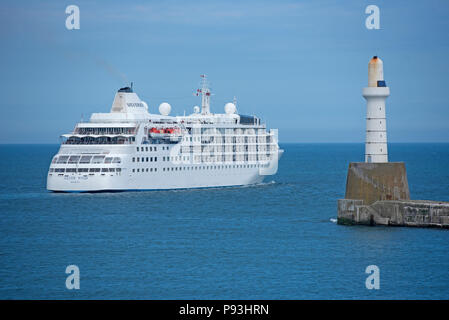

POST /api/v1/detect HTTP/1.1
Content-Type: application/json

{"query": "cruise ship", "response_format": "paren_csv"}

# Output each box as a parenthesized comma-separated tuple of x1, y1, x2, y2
(47, 76, 283, 192)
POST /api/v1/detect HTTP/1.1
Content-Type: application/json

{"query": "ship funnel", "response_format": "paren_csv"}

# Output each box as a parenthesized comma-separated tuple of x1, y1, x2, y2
(111, 85, 148, 114)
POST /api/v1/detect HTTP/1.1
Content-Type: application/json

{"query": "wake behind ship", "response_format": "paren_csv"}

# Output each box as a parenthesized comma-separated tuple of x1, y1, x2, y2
(47, 76, 283, 192)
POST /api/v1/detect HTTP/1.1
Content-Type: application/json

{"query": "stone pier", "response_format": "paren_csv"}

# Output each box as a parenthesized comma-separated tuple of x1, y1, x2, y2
(337, 162, 449, 228)
(338, 199, 449, 228)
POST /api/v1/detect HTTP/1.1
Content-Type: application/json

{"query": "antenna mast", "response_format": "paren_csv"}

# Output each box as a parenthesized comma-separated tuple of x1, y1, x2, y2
(197, 74, 211, 115)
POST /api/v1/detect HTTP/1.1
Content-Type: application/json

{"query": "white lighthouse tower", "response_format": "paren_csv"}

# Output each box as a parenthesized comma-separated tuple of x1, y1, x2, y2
(363, 56, 390, 163)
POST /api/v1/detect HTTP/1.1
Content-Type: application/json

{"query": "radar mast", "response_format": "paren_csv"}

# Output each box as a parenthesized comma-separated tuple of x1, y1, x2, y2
(197, 74, 211, 115)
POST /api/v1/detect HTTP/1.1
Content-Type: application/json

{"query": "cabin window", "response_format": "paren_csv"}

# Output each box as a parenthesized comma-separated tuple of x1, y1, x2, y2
(104, 157, 113, 164)
(68, 156, 80, 164)
(80, 156, 92, 164)
(112, 157, 121, 164)
(137, 147, 139, 152)
(132, 157, 135, 162)
(92, 156, 105, 164)
(57, 156, 69, 164)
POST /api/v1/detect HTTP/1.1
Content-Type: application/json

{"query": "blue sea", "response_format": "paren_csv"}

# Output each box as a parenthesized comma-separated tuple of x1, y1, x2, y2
(0, 143, 448, 299)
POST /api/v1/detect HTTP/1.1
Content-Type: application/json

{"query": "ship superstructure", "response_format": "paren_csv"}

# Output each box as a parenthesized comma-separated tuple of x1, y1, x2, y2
(47, 76, 283, 192)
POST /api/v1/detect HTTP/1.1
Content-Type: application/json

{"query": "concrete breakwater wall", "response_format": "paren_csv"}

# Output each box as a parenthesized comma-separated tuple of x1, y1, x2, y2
(338, 199, 449, 228)
(337, 162, 448, 228)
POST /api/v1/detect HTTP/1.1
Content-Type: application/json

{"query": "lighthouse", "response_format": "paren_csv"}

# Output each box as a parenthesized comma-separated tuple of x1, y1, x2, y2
(337, 55, 447, 228)
(338, 55, 412, 225)
(362, 56, 390, 163)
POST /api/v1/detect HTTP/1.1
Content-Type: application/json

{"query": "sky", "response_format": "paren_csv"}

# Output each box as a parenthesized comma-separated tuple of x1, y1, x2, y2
(0, 0, 448, 143)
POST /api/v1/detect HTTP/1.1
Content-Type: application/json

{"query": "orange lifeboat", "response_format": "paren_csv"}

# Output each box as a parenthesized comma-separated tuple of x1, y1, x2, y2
(149, 126, 183, 141)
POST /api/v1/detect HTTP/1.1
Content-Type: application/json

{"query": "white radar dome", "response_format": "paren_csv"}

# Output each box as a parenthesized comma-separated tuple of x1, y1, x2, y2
(193, 105, 200, 114)
(224, 102, 237, 114)
(159, 102, 171, 116)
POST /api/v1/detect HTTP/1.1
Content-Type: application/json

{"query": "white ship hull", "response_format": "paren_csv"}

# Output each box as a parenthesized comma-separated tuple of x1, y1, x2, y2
(47, 166, 266, 192)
